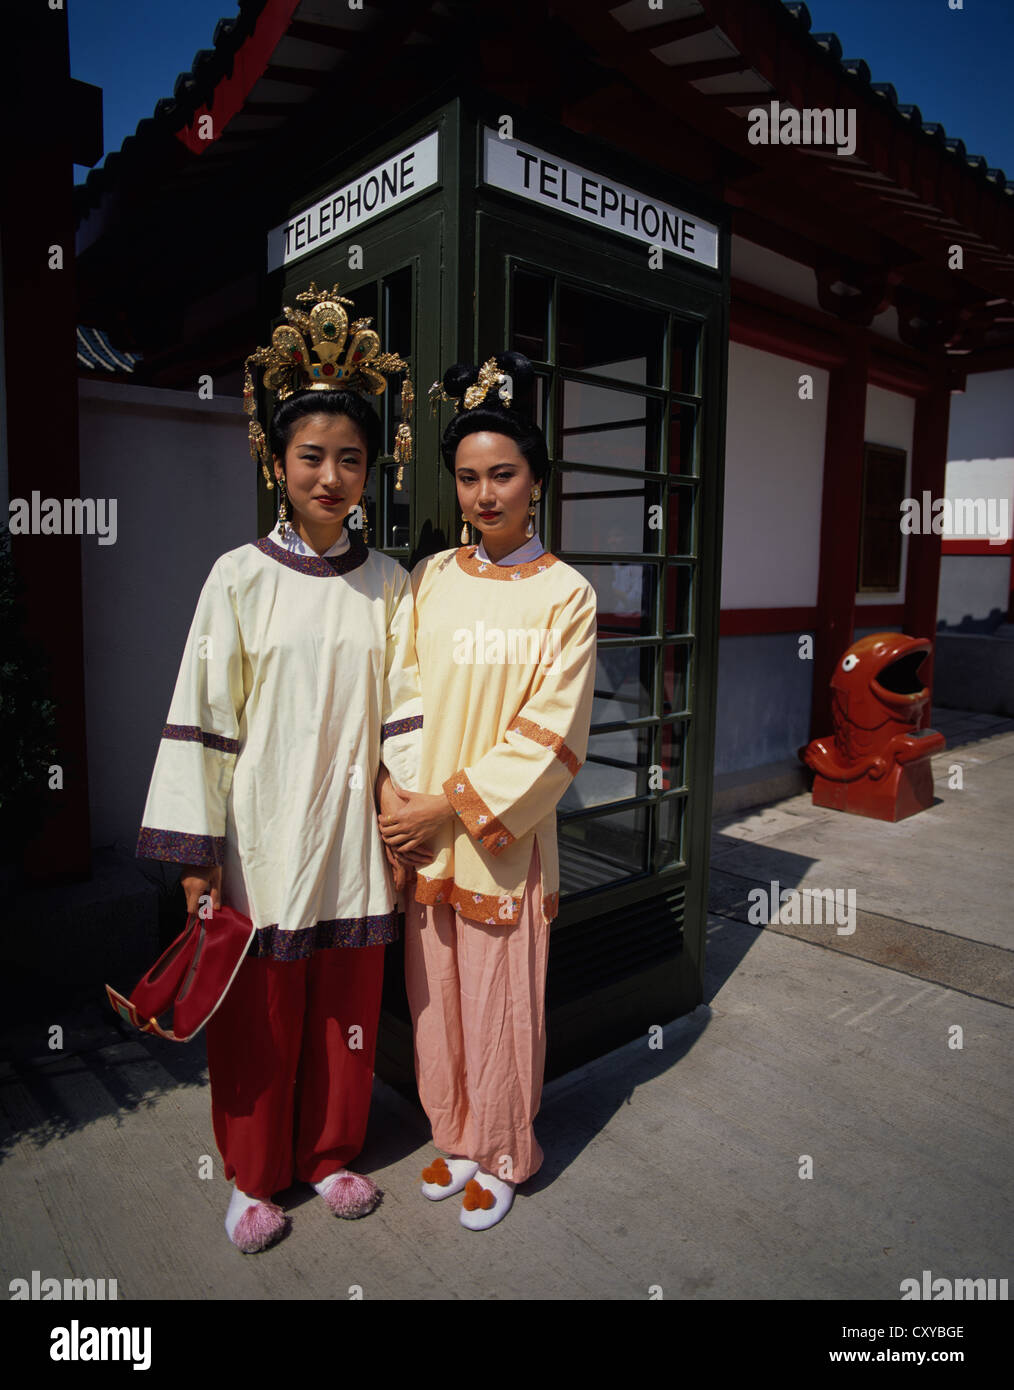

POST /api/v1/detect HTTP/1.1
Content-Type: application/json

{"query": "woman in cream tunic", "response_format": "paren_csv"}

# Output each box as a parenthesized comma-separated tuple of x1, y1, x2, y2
(137, 285, 422, 1252)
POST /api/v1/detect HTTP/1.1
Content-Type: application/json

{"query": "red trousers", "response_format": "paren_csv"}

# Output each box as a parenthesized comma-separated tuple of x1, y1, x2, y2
(204, 944, 385, 1199)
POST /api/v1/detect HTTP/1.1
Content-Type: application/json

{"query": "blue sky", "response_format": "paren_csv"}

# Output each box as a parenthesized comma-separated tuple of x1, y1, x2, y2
(71, 0, 1014, 185)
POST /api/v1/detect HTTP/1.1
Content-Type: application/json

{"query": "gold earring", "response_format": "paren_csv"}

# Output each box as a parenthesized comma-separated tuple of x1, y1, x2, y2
(278, 477, 290, 537)
(526, 485, 541, 539)
(362, 505, 370, 546)
(460, 515, 471, 545)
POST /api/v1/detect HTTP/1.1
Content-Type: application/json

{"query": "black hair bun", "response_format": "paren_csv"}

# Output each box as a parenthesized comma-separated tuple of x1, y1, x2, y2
(498, 351, 535, 398)
(443, 362, 478, 399)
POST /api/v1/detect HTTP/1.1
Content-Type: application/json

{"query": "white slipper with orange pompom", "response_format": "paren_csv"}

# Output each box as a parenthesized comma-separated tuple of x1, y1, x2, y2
(460, 1171, 514, 1230)
(420, 1156, 479, 1200)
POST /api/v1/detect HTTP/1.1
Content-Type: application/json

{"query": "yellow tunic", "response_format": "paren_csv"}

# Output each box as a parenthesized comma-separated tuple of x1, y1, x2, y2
(410, 544, 597, 926)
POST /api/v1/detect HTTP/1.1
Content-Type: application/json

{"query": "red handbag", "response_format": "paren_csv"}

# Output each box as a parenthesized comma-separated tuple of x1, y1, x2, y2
(106, 903, 256, 1042)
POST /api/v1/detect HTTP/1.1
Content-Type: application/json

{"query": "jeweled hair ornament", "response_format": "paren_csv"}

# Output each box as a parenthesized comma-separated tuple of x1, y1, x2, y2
(428, 356, 513, 414)
(243, 280, 414, 491)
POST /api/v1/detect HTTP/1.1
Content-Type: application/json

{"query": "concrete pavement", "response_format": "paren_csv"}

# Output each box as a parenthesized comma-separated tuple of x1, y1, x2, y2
(1, 708, 1011, 1300)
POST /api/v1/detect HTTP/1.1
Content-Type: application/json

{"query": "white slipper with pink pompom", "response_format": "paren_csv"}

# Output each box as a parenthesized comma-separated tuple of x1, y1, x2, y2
(313, 1169, 381, 1218)
(225, 1186, 288, 1253)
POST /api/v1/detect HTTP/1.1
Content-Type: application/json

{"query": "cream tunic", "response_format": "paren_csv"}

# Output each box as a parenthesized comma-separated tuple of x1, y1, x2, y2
(410, 543, 597, 926)
(136, 524, 422, 960)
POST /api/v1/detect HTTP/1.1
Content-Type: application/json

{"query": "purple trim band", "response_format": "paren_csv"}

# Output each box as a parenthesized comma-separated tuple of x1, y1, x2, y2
(136, 826, 225, 866)
(252, 530, 369, 578)
(249, 911, 398, 960)
(162, 724, 239, 755)
(381, 714, 423, 740)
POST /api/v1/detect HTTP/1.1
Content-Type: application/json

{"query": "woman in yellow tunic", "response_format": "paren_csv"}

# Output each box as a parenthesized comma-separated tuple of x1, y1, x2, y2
(378, 352, 597, 1230)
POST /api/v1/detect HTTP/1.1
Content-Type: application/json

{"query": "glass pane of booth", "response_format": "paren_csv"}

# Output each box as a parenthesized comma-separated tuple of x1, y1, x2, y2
(559, 727, 651, 811)
(383, 463, 411, 550)
(668, 484, 695, 557)
(574, 561, 655, 637)
(660, 720, 686, 791)
(663, 643, 691, 716)
(561, 380, 663, 472)
(670, 318, 702, 397)
(592, 646, 655, 726)
(668, 400, 699, 474)
(657, 796, 685, 867)
(560, 472, 662, 554)
(558, 804, 650, 886)
(511, 268, 552, 361)
(558, 282, 665, 385)
(664, 564, 692, 635)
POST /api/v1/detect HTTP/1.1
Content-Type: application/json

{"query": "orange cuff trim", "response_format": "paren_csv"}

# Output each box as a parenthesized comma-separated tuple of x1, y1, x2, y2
(442, 770, 516, 855)
(508, 717, 582, 777)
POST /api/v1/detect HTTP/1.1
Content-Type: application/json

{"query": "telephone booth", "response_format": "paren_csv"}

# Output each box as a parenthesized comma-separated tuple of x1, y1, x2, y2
(265, 99, 729, 1081)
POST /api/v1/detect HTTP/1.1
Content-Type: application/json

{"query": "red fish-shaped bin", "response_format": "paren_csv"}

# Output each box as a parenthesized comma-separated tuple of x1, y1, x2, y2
(801, 633, 946, 822)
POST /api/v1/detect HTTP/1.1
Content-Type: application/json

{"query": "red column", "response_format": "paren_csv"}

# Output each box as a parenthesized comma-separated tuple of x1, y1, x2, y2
(2, 9, 91, 877)
(903, 368, 951, 719)
(809, 328, 869, 738)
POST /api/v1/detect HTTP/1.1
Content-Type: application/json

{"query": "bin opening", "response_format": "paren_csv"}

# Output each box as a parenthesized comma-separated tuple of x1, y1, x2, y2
(874, 650, 928, 697)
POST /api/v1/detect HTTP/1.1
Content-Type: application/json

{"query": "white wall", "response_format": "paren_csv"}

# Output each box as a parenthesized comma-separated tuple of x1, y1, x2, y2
(77, 379, 255, 848)
(731, 237, 821, 311)
(856, 385, 916, 607)
(732, 234, 902, 341)
(944, 369, 1014, 545)
(937, 368, 1014, 628)
(721, 341, 828, 608)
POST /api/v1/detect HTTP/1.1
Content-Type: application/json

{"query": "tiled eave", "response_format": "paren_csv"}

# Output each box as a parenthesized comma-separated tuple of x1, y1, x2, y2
(552, 0, 1014, 315)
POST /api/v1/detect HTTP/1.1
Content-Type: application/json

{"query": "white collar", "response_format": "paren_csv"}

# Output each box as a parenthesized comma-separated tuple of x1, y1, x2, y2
(267, 520, 351, 559)
(475, 533, 545, 567)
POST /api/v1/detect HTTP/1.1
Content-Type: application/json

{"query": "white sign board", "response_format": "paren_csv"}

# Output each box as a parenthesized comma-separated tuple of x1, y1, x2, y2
(482, 128, 719, 270)
(268, 130, 440, 271)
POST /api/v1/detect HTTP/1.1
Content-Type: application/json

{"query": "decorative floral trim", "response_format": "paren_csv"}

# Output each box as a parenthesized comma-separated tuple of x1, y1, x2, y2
(136, 826, 225, 866)
(381, 714, 423, 740)
(414, 873, 559, 926)
(415, 873, 521, 924)
(162, 724, 239, 755)
(442, 769, 515, 855)
(249, 910, 398, 960)
(252, 531, 368, 578)
(455, 546, 558, 581)
(508, 717, 582, 776)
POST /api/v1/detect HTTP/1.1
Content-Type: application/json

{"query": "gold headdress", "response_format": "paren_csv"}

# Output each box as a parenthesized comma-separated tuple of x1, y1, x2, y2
(243, 281, 413, 490)
(428, 356, 513, 414)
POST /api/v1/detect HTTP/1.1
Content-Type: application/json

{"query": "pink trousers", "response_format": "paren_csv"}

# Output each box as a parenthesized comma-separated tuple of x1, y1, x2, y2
(404, 844, 549, 1183)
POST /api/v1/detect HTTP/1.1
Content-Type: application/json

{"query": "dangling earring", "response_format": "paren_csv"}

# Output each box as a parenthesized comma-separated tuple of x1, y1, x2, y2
(277, 476, 290, 538)
(460, 515, 471, 546)
(362, 504, 370, 546)
(526, 484, 541, 539)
